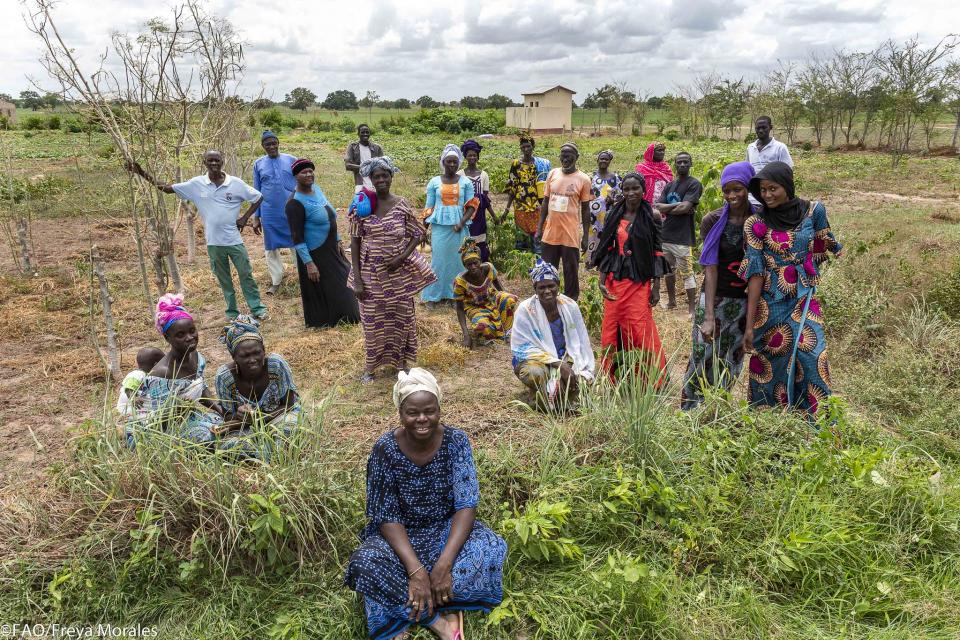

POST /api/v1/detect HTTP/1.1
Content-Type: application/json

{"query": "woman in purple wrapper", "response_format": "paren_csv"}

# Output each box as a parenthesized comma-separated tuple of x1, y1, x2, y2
(457, 139, 496, 262)
(680, 162, 759, 410)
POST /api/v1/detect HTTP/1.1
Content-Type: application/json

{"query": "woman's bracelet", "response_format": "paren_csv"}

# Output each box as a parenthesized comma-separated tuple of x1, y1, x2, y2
(408, 563, 426, 578)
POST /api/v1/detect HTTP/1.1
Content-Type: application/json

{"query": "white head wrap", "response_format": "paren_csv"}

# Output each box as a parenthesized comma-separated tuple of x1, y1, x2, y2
(440, 143, 463, 171)
(392, 367, 442, 409)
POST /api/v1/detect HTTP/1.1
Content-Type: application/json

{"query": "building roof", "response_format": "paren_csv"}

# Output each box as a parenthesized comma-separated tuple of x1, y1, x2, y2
(521, 85, 577, 96)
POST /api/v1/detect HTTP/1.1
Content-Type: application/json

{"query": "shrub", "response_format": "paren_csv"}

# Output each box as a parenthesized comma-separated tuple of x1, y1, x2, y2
(307, 118, 331, 132)
(282, 116, 304, 130)
(664, 130, 679, 141)
(0, 115, 10, 130)
(929, 258, 960, 319)
(259, 108, 283, 131)
(22, 115, 45, 130)
(62, 117, 84, 133)
(336, 117, 356, 133)
(46, 115, 61, 130)
(802, 142, 813, 151)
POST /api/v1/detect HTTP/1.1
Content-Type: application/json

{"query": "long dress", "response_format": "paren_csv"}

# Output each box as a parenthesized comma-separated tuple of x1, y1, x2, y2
(345, 427, 507, 640)
(421, 176, 477, 302)
(125, 352, 222, 448)
(252, 153, 296, 250)
(738, 201, 842, 414)
(600, 219, 666, 380)
(506, 158, 550, 235)
(453, 264, 518, 340)
(213, 353, 302, 460)
(348, 199, 436, 372)
(587, 171, 622, 258)
(286, 189, 360, 328)
(681, 211, 749, 410)
(458, 169, 493, 262)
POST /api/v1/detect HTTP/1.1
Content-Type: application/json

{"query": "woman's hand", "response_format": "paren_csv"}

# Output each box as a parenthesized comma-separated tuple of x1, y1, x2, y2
(700, 316, 716, 343)
(306, 262, 320, 283)
(649, 286, 660, 307)
(742, 328, 755, 355)
(384, 255, 404, 272)
(407, 571, 434, 620)
(453, 222, 464, 233)
(353, 280, 367, 300)
(599, 282, 617, 301)
(430, 560, 454, 608)
(237, 403, 258, 426)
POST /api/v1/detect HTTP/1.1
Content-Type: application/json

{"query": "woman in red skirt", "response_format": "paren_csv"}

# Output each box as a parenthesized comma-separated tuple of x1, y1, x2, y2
(590, 172, 667, 382)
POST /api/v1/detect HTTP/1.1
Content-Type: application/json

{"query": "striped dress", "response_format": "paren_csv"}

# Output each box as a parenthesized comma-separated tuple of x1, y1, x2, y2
(348, 199, 436, 372)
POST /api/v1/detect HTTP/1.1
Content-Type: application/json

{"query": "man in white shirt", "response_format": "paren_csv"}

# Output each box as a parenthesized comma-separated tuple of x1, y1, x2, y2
(128, 150, 268, 320)
(746, 116, 793, 173)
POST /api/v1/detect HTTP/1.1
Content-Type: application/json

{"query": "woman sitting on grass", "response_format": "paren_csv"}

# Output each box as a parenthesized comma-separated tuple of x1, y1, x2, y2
(510, 258, 595, 410)
(454, 238, 518, 348)
(213, 315, 301, 460)
(126, 294, 223, 448)
(345, 368, 506, 640)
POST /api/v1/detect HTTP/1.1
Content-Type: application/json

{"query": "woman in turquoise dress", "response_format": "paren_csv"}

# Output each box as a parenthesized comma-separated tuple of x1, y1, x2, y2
(421, 145, 478, 304)
(345, 369, 506, 640)
(126, 294, 223, 448)
(214, 316, 302, 461)
(739, 162, 842, 415)
(285, 157, 360, 327)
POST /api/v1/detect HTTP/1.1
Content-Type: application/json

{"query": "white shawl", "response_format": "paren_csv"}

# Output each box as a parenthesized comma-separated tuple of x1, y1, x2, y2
(510, 294, 595, 380)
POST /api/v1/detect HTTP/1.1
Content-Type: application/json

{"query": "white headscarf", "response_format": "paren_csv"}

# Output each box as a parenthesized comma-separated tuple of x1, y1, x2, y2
(392, 368, 442, 409)
(440, 143, 463, 171)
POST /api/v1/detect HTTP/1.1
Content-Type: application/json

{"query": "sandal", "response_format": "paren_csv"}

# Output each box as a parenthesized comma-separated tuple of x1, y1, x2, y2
(360, 372, 375, 384)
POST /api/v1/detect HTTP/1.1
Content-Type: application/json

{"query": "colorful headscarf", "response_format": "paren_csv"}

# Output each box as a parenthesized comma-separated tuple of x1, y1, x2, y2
(393, 367, 442, 409)
(155, 293, 194, 335)
(635, 142, 674, 204)
(700, 161, 758, 266)
(459, 237, 482, 264)
(460, 139, 483, 155)
(529, 257, 560, 283)
(219, 314, 263, 355)
(291, 158, 314, 176)
(519, 133, 535, 147)
(597, 149, 614, 161)
(359, 155, 399, 177)
(440, 143, 463, 171)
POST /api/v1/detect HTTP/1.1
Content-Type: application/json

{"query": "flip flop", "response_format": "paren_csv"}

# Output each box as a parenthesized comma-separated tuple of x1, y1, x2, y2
(455, 611, 465, 640)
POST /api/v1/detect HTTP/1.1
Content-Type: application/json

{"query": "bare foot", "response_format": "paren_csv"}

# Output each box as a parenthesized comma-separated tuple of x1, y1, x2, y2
(426, 613, 459, 640)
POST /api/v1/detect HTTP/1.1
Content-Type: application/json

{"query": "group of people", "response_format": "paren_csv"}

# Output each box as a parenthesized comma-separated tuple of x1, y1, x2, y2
(117, 115, 841, 639)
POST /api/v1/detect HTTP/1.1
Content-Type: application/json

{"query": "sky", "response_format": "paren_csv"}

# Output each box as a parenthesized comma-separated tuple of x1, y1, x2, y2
(3, 0, 958, 103)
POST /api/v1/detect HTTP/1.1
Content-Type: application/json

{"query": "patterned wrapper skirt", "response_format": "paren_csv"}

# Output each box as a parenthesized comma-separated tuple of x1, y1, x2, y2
(680, 293, 747, 410)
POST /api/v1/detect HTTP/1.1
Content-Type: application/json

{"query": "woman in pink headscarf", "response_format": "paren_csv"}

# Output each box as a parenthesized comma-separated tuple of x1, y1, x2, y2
(634, 142, 673, 204)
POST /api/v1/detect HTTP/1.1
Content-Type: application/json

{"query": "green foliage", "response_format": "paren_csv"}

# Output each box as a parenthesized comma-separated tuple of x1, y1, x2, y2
(307, 117, 332, 132)
(500, 500, 582, 562)
(282, 116, 304, 130)
(46, 115, 61, 130)
(259, 108, 284, 131)
(321, 89, 359, 111)
(336, 117, 356, 133)
(284, 87, 316, 111)
(22, 115, 45, 130)
(929, 258, 960, 319)
(580, 275, 604, 333)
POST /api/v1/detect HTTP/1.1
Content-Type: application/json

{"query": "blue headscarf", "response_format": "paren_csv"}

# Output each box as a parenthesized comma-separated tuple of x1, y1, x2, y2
(460, 139, 483, 155)
(261, 130, 278, 142)
(220, 314, 263, 355)
(529, 257, 560, 283)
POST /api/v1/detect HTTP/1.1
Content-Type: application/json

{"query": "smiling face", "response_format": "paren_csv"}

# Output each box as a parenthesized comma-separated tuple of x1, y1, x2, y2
(442, 154, 460, 176)
(295, 167, 315, 188)
(463, 256, 482, 277)
(758, 179, 789, 208)
(597, 155, 611, 171)
(399, 391, 441, 443)
(261, 137, 279, 158)
(559, 148, 577, 171)
(621, 176, 645, 207)
(203, 151, 223, 174)
(358, 126, 371, 144)
(164, 318, 198, 354)
(232, 339, 266, 378)
(370, 167, 392, 196)
(534, 279, 559, 306)
(722, 180, 749, 210)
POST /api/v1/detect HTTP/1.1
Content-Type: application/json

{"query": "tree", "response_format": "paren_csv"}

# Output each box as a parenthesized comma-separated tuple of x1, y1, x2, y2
(285, 87, 316, 111)
(631, 93, 651, 135)
(250, 97, 274, 109)
(647, 96, 665, 108)
(486, 93, 513, 109)
(393, 98, 411, 111)
(460, 96, 488, 109)
(946, 61, 960, 150)
(708, 77, 753, 140)
(416, 95, 438, 108)
(0, 93, 14, 104)
(360, 90, 379, 119)
(321, 89, 358, 110)
(19, 90, 43, 110)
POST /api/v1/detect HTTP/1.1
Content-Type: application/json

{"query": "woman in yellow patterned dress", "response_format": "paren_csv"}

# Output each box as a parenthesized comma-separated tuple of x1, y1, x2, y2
(454, 238, 518, 348)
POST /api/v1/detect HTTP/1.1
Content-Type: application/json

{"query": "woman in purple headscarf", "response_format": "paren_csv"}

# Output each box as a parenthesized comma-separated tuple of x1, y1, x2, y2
(680, 162, 759, 410)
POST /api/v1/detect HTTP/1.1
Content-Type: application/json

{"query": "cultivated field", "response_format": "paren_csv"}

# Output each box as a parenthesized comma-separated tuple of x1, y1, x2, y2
(1, 127, 960, 638)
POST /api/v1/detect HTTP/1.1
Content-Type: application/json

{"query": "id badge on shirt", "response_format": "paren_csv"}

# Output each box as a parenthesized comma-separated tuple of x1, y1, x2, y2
(550, 194, 570, 212)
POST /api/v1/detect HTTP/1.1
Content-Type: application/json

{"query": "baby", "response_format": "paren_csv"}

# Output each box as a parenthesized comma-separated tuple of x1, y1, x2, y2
(115, 347, 165, 416)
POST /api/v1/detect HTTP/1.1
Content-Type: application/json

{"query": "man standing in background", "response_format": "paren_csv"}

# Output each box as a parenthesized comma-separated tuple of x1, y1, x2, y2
(344, 123, 384, 192)
(655, 151, 702, 319)
(251, 130, 296, 295)
(747, 116, 793, 172)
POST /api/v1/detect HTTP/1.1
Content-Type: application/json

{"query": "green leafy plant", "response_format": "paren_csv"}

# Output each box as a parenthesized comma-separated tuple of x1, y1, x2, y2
(500, 500, 582, 562)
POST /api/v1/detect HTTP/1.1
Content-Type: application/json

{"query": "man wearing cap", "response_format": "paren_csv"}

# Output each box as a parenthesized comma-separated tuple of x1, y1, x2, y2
(252, 130, 297, 294)
(126, 150, 269, 321)
(536, 142, 592, 300)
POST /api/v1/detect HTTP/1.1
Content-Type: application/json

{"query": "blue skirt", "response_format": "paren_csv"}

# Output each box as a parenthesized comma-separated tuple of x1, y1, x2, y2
(421, 224, 469, 302)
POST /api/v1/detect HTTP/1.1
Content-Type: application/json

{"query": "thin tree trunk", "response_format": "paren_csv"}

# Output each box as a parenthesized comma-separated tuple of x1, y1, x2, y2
(951, 111, 960, 149)
(17, 216, 33, 274)
(128, 176, 153, 315)
(91, 245, 121, 381)
(185, 204, 196, 264)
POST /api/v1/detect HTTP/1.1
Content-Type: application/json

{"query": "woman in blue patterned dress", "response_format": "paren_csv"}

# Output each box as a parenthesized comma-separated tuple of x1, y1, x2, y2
(345, 368, 506, 640)
(586, 149, 622, 260)
(126, 294, 223, 448)
(213, 316, 301, 460)
(739, 162, 843, 415)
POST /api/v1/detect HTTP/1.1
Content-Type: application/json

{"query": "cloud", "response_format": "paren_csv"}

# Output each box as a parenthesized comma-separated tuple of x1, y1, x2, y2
(668, 0, 742, 32)
(784, 2, 884, 24)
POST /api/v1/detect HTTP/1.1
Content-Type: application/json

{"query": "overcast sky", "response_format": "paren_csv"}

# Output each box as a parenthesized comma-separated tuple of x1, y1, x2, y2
(3, 0, 958, 102)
